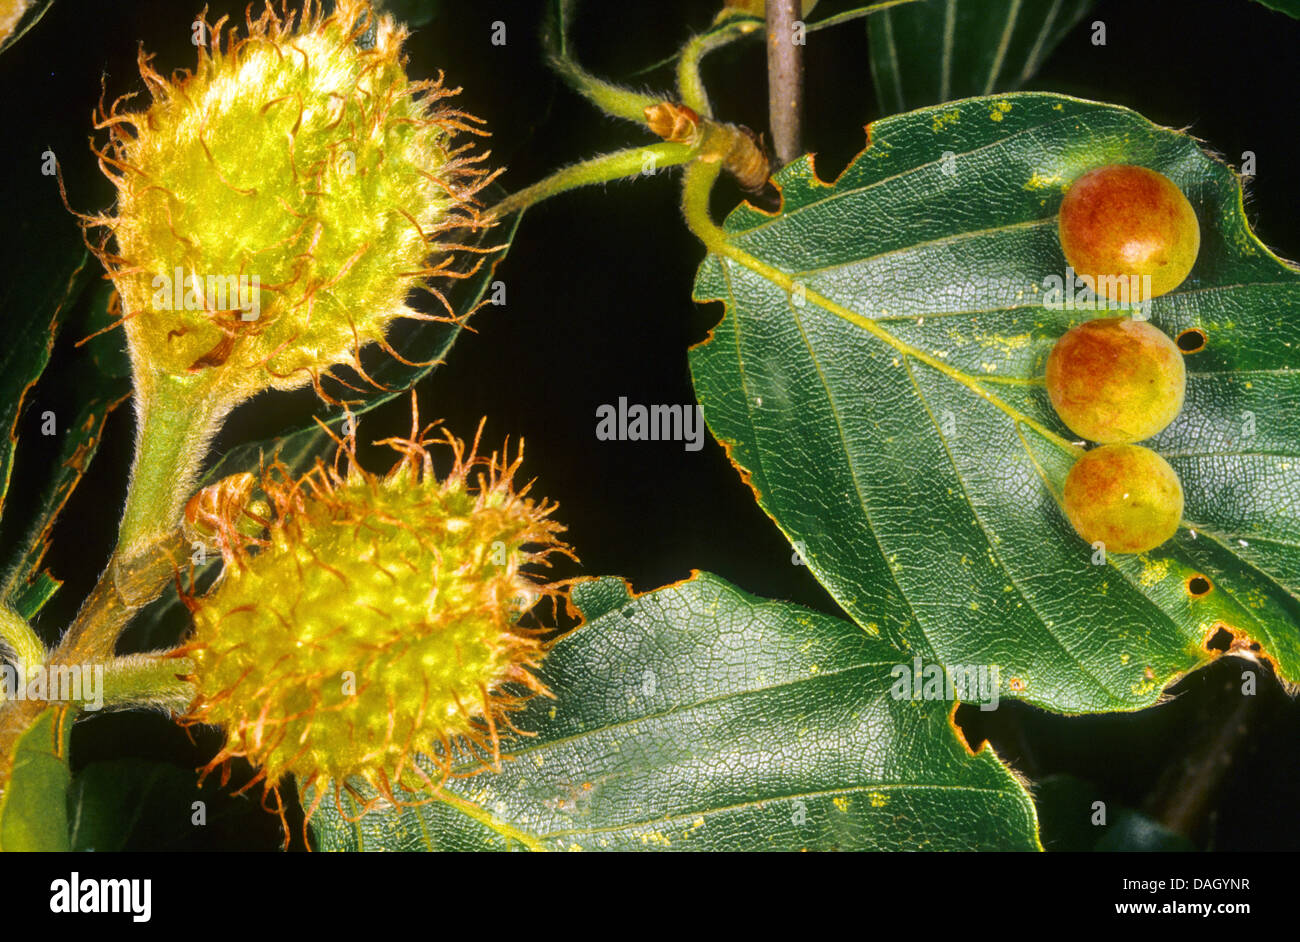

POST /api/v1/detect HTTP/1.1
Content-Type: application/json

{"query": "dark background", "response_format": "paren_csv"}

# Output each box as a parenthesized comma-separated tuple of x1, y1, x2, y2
(0, 0, 1296, 850)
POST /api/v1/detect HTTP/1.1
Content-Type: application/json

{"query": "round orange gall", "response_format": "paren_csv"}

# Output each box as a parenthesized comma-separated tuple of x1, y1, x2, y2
(1046, 316, 1186, 443)
(1062, 444, 1183, 554)
(1058, 165, 1200, 302)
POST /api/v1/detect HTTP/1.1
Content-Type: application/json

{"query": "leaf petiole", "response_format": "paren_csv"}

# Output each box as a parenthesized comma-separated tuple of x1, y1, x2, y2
(100, 652, 194, 713)
(487, 141, 701, 221)
(543, 0, 661, 125)
(677, 18, 762, 119)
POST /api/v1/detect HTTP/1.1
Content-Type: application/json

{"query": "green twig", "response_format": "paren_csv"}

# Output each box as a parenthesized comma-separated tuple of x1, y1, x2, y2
(488, 141, 701, 221)
(100, 652, 195, 714)
(677, 19, 762, 119)
(0, 606, 45, 680)
(544, 0, 660, 124)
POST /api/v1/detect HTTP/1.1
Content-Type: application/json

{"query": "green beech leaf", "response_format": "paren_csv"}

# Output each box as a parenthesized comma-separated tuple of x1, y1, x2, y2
(1248, 0, 1300, 18)
(0, 704, 74, 851)
(67, 758, 268, 851)
(10, 572, 59, 621)
(688, 92, 1300, 713)
(0, 282, 132, 614)
(79, 282, 132, 383)
(1, 386, 130, 607)
(69, 760, 192, 852)
(0, 231, 85, 520)
(868, 0, 1092, 114)
(0, 159, 90, 619)
(307, 572, 1039, 851)
(0, 389, 127, 588)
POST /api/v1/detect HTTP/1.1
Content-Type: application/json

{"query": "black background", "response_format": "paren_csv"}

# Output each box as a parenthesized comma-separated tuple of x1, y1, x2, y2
(0, 0, 1296, 851)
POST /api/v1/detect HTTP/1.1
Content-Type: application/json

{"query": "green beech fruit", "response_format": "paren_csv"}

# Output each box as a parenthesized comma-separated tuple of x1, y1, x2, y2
(1046, 316, 1186, 443)
(80, 0, 501, 556)
(90, 0, 494, 397)
(1062, 444, 1183, 554)
(182, 410, 572, 822)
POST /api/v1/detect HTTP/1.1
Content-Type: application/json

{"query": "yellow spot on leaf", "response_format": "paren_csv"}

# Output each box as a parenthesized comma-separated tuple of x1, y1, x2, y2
(1139, 558, 1170, 588)
(932, 109, 960, 133)
(1131, 679, 1157, 697)
(1024, 171, 1062, 190)
(976, 331, 1032, 354)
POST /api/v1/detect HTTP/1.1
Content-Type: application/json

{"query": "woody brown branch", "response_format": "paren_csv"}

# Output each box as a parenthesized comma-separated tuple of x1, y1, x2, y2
(766, 0, 804, 168)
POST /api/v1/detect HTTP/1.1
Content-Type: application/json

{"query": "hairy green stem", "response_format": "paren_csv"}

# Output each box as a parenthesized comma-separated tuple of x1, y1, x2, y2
(0, 606, 45, 680)
(544, 0, 660, 124)
(51, 366, 231, 666)
(678, 19, 761, 119)
(101, 652, 195, 713)
(53, 528, 189, 666)
(115, 368, 232, 562)
(488, 142, 700, 221)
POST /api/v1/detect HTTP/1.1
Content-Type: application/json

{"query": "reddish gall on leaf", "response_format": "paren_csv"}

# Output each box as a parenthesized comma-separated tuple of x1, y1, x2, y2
(1062, 443, 1183, 554)
(1046, 316, 1186, 444)
(1058, 164, 1200, 303)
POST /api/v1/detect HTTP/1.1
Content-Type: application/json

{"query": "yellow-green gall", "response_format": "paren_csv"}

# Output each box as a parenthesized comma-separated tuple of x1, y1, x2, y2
(1062, 443, 1183, 554)
(1046, 317, 1186, 443)
(88, 0, 496, 399)
(182, 404, 573, 819)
